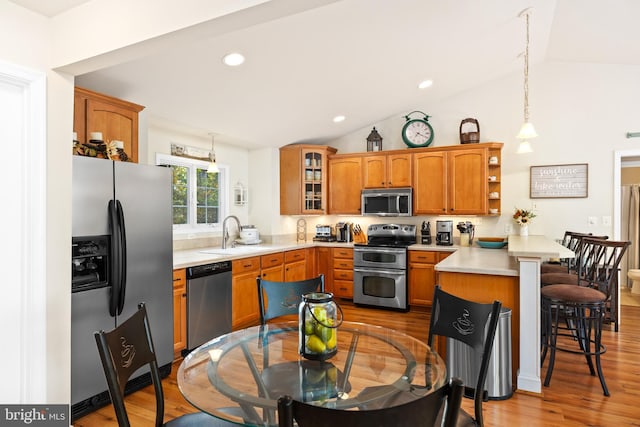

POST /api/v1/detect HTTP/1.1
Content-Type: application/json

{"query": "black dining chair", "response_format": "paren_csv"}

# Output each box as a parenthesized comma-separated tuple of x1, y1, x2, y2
(94, 303, 235, 427)
(277, 377, 464, 427)
(428, 285, 502, 427)
(540, 237, 630, 396)
(257, 274, 325, 324)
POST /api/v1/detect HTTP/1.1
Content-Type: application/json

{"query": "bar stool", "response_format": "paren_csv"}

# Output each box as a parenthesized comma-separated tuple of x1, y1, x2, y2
(540, 233, 608, 286)
(540, 231, 591, 275)
(540, 238, 629, 396)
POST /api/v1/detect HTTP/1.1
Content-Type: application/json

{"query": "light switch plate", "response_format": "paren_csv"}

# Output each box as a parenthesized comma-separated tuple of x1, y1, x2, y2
(588, 216, 598, 226)
(602, 216, 612, 226)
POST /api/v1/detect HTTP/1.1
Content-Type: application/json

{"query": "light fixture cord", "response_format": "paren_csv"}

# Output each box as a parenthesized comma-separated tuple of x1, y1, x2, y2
(523, 11, 530, 123)
(210, 133, 216, 162)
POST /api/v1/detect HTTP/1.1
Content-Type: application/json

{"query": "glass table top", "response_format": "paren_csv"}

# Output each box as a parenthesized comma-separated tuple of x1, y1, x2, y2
(177, 321, 447, 426)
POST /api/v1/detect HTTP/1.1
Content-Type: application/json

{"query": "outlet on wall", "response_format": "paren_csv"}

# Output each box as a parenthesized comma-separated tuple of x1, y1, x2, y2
(602, 216, 612, 226)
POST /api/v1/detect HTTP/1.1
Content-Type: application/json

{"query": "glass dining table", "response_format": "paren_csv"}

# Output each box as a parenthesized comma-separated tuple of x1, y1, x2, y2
(177, 321, 447, 426)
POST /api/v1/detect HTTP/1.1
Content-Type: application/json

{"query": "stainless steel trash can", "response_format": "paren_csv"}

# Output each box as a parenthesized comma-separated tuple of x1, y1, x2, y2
(446, 307, 513, 400)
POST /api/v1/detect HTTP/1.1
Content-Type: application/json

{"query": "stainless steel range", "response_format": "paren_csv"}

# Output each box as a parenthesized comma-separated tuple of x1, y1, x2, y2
(353, 224, 416, 310)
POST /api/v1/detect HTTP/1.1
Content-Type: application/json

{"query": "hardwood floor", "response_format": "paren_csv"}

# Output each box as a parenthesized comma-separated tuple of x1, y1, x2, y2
(73, 302, 640, 426)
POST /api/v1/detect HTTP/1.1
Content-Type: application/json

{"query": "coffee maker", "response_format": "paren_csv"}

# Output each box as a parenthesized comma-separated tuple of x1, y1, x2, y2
(336, 222, 352, 243)
(436, 220, 453, 246)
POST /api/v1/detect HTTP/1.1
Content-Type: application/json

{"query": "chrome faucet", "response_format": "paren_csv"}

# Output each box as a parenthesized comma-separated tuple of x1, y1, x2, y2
(221, 215, 241, 249)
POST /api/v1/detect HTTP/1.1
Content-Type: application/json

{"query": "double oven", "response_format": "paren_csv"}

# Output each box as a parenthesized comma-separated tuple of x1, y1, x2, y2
(353, 224, 416, 311)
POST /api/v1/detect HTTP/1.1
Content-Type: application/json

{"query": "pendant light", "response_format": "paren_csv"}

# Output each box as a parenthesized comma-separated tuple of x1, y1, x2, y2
(207, 133, 219, 173)
(516, 8, 536, 153)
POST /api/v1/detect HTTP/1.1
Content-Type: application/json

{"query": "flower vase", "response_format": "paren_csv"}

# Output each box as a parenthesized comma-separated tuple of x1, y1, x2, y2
(519, 224, 529, 236)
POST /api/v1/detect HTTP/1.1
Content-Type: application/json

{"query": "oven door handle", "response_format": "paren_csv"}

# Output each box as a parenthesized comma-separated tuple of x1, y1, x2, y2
(354, 247, 406, 254)
(354, 267, 405, 275)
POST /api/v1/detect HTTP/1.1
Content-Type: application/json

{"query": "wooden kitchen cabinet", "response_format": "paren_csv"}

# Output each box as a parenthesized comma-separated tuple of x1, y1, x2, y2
(414, 144, 500, 215)
(408, 250, 453, 307)
(413, 151, 447, 214)
(232, 256, 261, 329)
(260, 252, 284, 281)
(280, 144, 337, 215)
(172, 268, 187, 357)
(408, 251, 437, 306)
(74, 87, 144, 163)
(328, 155, 363, 214)
(316, 247, 332, 293)
(304, 247, 317, 279)
(362, 153, 412, 188)
(332, 248, 353, 299)
(448, 148, 487, 215)
(284, 249, 307, 281)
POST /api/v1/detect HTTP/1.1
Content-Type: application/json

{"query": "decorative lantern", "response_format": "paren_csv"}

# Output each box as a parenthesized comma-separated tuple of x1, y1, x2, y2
(366, 127, 383, 152)
(299, 292, 342, 361)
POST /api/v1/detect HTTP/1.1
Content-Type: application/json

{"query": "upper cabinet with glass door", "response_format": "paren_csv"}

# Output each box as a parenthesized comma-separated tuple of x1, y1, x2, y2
(280, 144, 337, 215)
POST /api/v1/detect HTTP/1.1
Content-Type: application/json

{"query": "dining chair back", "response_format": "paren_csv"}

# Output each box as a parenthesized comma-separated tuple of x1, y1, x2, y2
(427, 285, 502, 427)
(277, 377, 464, 427)
(94, 302, 233, 427)
(257, 274, 325, 324)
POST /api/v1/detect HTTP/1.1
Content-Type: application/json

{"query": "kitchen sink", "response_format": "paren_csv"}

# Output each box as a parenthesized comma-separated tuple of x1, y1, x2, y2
(199, 246, 262, 256)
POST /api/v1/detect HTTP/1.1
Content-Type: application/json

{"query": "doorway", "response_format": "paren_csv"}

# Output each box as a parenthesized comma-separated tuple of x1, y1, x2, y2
(614, 150, 640, 315)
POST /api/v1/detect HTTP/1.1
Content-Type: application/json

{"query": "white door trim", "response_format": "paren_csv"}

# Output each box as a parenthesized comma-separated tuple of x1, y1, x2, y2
(613, 149, 640, 330)
(0, 60, 47, 403)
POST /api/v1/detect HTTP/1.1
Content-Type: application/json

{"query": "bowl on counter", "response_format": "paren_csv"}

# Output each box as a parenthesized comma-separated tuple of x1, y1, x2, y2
(476, 237, 508, 249)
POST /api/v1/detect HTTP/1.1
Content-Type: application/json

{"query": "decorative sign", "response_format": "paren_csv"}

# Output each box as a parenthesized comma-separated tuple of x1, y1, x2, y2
(530, 163, 588, 198)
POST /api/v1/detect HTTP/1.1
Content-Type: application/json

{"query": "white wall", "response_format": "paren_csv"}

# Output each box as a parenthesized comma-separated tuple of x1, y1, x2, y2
(0, 0, 74, 404)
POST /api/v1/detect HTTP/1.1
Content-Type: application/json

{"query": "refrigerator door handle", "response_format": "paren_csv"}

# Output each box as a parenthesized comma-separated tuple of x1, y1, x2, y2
(108, 200, 121, 317)
(115, 200, 127, 315)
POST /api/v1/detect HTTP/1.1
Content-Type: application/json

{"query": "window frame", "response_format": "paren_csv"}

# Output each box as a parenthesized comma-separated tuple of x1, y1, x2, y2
(156, 153, 229, 233)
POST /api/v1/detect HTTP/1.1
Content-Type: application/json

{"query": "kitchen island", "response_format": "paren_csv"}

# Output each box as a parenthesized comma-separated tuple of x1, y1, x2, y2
(435, 235, 573, 395)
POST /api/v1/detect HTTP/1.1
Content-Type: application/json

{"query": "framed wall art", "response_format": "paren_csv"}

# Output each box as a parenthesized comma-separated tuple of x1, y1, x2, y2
(530, 163, 588, 199)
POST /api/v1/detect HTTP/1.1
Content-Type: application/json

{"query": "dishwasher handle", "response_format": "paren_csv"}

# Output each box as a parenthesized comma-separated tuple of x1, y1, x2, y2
(187, 261, 232, 279)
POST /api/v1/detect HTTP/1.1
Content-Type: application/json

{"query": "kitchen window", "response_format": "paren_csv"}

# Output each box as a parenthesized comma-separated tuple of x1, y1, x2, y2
(156, 154, 228, 230)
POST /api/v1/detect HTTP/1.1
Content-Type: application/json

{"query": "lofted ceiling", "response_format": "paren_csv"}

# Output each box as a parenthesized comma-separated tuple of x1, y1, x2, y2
(11, 0, 640, 149)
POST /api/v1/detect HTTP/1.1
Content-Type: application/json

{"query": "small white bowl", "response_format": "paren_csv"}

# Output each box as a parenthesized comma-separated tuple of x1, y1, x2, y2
(489, 208, 499, 214)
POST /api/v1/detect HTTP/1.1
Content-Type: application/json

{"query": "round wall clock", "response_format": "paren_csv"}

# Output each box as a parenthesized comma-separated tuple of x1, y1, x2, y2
(401, 111, 434, 148)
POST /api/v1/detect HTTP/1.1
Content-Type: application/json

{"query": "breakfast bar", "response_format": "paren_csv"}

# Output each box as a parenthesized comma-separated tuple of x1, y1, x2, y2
(435, 235, 573, 395)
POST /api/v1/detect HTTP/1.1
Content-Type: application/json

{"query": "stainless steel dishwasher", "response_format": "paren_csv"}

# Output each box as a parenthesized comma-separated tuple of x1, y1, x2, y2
(185, 260, 233, 353)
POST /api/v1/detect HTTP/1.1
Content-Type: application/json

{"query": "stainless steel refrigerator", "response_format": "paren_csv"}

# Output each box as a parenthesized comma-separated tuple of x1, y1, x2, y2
(71, 155, 173, 420)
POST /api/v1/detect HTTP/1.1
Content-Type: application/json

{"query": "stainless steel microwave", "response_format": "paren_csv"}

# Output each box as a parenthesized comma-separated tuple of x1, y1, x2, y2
(361, 188, 412, 216)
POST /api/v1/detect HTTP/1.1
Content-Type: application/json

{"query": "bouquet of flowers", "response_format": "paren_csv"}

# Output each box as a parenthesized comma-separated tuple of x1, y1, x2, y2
(513, 208, 536, 225)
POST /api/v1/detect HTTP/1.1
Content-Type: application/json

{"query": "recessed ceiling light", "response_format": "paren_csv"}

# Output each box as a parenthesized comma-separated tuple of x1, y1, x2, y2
(418, 80, 433, 89)
(222, 53, 245, 66)
(333, 115, 346, 123)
